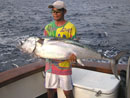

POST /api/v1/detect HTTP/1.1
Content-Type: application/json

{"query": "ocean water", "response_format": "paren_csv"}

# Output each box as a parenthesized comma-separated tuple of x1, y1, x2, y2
(0, 0, 130, 72)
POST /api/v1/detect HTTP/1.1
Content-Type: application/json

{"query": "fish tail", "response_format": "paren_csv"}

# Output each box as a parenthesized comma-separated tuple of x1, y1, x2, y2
(110, 60, 119, 79)
(126, 57, 130, 98)
(110, 51, 127, 79)
(114, 51, 127, 63)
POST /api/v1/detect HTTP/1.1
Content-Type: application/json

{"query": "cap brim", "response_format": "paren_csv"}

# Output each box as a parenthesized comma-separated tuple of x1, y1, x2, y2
(48, 5, 54, 8)
(48, 5, 66, 10)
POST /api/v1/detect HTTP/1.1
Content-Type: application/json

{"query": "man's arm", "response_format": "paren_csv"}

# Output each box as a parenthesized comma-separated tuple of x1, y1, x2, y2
(68, 53, 77, 63)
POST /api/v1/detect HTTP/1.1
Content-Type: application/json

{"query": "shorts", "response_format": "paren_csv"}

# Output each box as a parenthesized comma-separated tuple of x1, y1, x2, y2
(45, 72, 73, 91)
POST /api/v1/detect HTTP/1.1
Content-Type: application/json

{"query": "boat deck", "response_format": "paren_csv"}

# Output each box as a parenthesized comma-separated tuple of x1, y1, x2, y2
(0, 60, 127, 98)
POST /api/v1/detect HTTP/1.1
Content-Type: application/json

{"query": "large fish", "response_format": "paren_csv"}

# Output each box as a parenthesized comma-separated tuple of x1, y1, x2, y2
(20, 36, 126, 79)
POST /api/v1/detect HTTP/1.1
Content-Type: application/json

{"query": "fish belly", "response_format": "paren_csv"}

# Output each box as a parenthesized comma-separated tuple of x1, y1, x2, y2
(35, 40, 101, 60)
(35, 42, 73, 60)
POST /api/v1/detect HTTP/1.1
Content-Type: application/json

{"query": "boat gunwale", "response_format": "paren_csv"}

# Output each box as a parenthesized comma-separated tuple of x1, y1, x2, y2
(0, 61, 45, 88)
(0, 60, 127, 88)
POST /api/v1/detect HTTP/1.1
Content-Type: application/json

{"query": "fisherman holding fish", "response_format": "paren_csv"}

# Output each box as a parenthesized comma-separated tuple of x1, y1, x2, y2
(43, 1, 77, 98)
(19, 1, 129, 97)
(19, 1, 127, 97)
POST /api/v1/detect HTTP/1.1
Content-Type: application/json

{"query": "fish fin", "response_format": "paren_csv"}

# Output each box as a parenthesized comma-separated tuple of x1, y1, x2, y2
(111, 51, 127, 79)
(113, 51, 127, 63)
(77, 59, 85, 66)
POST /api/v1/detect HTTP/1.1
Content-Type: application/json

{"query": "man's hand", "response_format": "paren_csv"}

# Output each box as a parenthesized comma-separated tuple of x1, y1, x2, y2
(68, 53, 77, 63)
(37, 39, 44, 44)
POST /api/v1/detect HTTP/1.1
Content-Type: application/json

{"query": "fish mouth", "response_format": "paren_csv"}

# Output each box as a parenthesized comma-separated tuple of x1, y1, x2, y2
(19, 40, 25, 46)
(16, 39, 26, 50)
(18, 38, 27, 46)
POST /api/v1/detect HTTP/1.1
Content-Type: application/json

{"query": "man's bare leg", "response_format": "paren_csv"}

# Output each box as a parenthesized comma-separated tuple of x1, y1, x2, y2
(47, 89, 55, 98)
(64, 90, 74, 98)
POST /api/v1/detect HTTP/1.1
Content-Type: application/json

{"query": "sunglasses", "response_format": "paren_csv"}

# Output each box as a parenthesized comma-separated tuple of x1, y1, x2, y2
(51, 10, 63, 13)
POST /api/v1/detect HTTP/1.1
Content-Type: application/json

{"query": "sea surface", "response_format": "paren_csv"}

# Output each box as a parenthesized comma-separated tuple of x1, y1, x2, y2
(0, 0, 130, 72)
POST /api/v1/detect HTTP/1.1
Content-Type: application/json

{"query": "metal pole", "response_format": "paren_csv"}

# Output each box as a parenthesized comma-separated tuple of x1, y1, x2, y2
(126, 57, 130, 98)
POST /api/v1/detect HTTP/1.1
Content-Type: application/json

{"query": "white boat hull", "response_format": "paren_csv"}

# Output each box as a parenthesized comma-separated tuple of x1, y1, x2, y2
(0, 72, 46, 98)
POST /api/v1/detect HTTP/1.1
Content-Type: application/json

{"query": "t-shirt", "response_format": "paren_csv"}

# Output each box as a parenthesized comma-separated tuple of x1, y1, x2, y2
(44, 21, 76, 39)
(44, 21, 77, 75)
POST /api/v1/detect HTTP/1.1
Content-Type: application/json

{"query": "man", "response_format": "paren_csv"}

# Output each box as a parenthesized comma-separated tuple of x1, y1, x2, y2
(43, 1, 77, 98)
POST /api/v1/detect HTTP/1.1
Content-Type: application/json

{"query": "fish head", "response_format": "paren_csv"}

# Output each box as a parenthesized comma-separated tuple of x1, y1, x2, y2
(19, 37, 40, 54)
